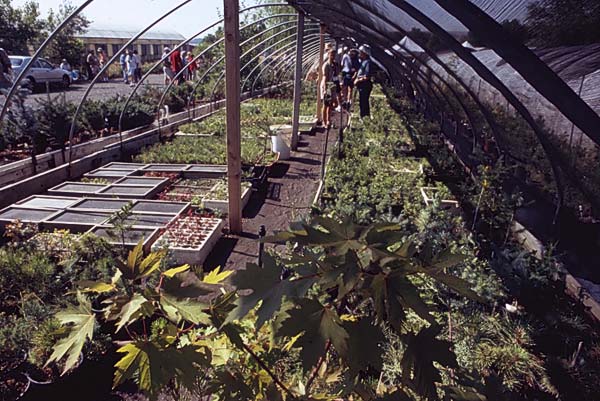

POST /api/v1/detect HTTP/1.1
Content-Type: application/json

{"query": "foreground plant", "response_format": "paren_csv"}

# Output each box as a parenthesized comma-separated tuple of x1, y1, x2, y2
(47, 217, 495, 400)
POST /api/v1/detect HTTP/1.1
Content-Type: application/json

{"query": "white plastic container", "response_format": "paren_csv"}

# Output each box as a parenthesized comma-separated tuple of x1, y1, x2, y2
(271, 134, 291, 159)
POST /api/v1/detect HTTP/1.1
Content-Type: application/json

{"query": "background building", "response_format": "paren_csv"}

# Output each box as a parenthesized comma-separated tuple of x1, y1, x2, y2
(76, 22, 188, 62)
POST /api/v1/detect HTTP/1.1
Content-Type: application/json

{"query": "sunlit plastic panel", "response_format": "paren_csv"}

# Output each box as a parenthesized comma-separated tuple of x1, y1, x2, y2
(16, 196, 79, 210)
(48, 182, 105, 196)
(0, 207, 56, 223)
(71, 198, 133, 211)
(116, 214, 175, 228)
(130, 200, 188, 215)
(98, 185, 157, 198)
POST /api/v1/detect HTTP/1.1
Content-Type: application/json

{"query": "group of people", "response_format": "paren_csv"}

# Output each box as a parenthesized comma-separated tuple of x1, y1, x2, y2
(161, 47, 199, 86)
(320, 44, 373, 127)
(85, 48, 110, 82)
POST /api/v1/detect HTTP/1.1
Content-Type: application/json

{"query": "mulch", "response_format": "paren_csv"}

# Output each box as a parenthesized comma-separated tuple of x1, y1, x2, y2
(203, 125, 338, 272)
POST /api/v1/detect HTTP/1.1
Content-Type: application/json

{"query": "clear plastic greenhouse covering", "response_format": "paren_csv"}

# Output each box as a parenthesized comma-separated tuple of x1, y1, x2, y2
(289, 0, 600, 211)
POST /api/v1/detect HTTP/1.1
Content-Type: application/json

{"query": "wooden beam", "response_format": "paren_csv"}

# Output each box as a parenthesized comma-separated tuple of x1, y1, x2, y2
(315, 24, 326, 123)
(224, 0, 242, 234)
(291, 12, 305, 150)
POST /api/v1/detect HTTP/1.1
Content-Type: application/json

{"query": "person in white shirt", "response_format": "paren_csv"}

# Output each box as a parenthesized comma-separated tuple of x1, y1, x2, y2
(126, 49, 139, 87)
(60, 59, 71, 71)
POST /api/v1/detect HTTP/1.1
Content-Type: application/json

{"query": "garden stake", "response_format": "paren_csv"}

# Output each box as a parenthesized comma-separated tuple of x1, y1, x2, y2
(471, 184, 486, 232)
(258, 225, 266, 268)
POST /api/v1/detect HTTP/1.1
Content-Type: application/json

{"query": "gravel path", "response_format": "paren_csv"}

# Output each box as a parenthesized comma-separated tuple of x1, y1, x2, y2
(23, 74, 165, 108)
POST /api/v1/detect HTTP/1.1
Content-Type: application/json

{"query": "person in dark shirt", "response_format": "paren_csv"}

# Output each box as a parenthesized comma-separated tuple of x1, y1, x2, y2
(354, 44, 373, 119)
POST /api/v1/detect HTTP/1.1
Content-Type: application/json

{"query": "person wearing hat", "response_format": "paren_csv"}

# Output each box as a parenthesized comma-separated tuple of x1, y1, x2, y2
(354, 44, 373, 119)
(341, 47, 359, 110)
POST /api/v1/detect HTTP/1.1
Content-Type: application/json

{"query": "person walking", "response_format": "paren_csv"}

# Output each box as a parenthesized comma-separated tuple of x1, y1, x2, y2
(162, 47, 174, 85)
(133, 50, 142, 83)
(0, 47, 13, 92)
(97, 47, 108, 82)
(321, 49, 340, 128)
(119, 52, 128, 83)
(126, 49, 138, 87)
(186, 52, 197, 81)
(170, 47, 183, 85)
(86, 49, 98, 80)
(354, 45, 373, 119)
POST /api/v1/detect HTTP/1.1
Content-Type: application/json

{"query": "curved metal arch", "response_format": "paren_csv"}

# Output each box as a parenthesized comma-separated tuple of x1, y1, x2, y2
(66, 0, 193, 165)
(306, 8, 484, 148)
(0, 0, 95, 123)
(268, 41, 323, 88)
(432, 0, 600, 147)
(209, 26, 321, 99)
(246, 36, 327, 93)
(298, 1, 497, 148)
(117, 12, 299, 136)
(155, 15, 306, 126)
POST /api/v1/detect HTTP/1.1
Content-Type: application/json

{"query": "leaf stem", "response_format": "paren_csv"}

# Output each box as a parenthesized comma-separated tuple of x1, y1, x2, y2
(240, 341, 296, 399)
(306, 340, 331, 391)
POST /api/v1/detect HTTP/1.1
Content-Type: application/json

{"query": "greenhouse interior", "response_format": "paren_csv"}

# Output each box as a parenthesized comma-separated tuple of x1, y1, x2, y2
(1, 0, 600, 400)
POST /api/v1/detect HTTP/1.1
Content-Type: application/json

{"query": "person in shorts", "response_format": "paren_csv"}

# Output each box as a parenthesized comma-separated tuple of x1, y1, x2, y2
(341, 48, 360, 110)
(321, 49, 340, 128)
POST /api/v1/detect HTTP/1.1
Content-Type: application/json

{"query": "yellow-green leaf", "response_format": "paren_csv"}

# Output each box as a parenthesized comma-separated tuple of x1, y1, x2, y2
(202, 266, 233, 284)
(75, 280, 116, 294)
(162, 264, 191, 278)
(113, 342, 150, 390)
(46, 292, 96, 374)
(116, 294, 148, 332)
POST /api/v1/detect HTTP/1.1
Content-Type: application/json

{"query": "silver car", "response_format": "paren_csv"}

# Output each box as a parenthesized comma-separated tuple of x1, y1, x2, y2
(9, 56, 72, 90)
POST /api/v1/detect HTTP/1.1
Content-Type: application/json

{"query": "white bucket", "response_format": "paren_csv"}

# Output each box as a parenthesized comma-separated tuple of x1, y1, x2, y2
(271, 134, 291, 160)
(270, 124, 293, 135)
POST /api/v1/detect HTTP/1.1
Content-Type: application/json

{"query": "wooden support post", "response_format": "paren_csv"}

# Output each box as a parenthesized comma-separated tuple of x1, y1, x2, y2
(224, 0, 242, 234)
(316, 24, 326, 123)
(291, 12, 305, 150)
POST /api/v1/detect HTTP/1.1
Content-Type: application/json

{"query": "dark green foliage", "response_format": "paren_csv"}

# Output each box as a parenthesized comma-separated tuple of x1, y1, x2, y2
(527, 0, 600, 47)
(0, 0, 44, 54)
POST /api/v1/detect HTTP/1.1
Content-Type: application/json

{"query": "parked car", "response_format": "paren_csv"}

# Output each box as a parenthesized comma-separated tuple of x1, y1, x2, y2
(9, 56, 72, 90)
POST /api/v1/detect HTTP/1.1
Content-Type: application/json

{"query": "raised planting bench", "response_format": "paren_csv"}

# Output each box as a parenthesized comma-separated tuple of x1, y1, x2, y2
(159, 178, 252, 212)
(420, 187, 459, 210)
(152, 215, 224, 266)
(0, 195, 189, 233)
(48, 176, 170, 199)
(89, 226, 161, 252)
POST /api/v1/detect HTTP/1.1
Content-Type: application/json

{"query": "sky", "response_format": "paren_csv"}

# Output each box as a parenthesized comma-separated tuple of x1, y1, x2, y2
(12, 0, 257, 38)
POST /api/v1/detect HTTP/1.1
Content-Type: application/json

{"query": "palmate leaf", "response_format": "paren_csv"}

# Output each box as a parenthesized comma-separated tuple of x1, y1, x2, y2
(160, 293, 211, 325)
(116, 293, 150, 332)
(226, 254, 317, 329)
(343, 318, 385, 379)
(113, 341, 209, 399)
(203, 266, 233, 284)
(46, 292, 96, 374)
(277, 298, 349, 372)
(162, 270, 216, 299)
(371, 270, 437, 330)
(162, 264, 190, 278)
(401, 325, 459, 400)
(117, 240, 166, 280)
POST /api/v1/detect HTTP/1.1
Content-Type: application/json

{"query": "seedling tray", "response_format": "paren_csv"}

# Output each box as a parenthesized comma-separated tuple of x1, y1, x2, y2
(420, 187, 459, 210)
(142, 164, 190, 172)
(203, 185, 252, 213)
(84, 169, 135, 179)
(102, 162, 148, 171)
(152, 216, 224, 266)
(112, 213, 176, 228)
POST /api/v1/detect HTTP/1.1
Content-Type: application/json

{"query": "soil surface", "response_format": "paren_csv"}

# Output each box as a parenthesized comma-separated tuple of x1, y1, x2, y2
(203, 124, 338, 272)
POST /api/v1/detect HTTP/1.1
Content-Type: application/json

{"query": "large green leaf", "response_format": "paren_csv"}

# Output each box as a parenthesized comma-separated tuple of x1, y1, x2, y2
(277, 298, 349, 371)
(226, 254, 316, 329)
(46, 292, 96, 374)
(343, 318, 385, 378)
(371, 270, 437, 330)
(113, 341, 209, 398)
(401, 325, 459, 400)
(116, 293, 149, 332)
(160, 293, 211, 325)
